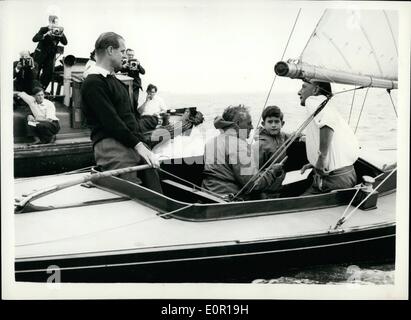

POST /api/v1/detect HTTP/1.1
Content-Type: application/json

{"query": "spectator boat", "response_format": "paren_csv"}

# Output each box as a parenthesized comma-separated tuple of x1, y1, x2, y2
(13, 9, 399, 282)
(13, 57, 194, 178)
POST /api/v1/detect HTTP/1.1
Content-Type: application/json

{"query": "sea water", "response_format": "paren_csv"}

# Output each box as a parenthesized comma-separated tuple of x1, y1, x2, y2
(161, 88, 397, 285)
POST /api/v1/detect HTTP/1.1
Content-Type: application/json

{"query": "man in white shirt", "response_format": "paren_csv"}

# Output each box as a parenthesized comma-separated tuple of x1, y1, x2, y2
(17, 87, 60, 144)
(298, 80, 359, 194)
(138, 84, 167, 116)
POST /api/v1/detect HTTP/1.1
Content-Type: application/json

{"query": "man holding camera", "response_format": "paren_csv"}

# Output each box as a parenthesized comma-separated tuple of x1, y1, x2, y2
(32, 15, 68, 90)
(121, 48, 145, 113)
(13, 50, 40, 95)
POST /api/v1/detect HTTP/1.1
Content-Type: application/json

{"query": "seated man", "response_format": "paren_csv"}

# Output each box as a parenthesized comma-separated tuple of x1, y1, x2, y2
(13, 50, 40, 95)
(202, 105, 284, 200)
(16, 87, 60, 144)
(298, 80, 359, 194)
(137, 83, 168, 132)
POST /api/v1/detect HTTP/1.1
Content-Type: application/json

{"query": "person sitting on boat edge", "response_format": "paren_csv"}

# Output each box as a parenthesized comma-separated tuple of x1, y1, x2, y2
(298, 80, 359, 194)
(202, 105, 285, 200)
(80, 32, 162, 192)
(16, 87, 60, 144)
(137, 84, 168, 131)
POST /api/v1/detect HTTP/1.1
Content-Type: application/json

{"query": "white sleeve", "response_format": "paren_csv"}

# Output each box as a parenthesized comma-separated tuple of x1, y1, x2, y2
(45, 100, 57, 119)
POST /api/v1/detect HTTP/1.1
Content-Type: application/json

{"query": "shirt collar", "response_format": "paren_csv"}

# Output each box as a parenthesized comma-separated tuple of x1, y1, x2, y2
(86, 65, 114, 77)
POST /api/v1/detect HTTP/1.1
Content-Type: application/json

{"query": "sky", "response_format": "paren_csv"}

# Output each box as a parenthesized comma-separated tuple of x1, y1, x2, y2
(2, 0, 406, 95)
(1, 0, 326, 94)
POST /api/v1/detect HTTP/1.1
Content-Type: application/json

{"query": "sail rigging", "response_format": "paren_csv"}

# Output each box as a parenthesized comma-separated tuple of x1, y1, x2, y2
(275, 9, 398, 89)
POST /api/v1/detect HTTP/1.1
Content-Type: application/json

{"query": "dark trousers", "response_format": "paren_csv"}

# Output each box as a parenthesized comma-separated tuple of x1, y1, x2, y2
(28, 120, 60, 143)
(35, 57, 54, 90)
(94, 137, 163, 193)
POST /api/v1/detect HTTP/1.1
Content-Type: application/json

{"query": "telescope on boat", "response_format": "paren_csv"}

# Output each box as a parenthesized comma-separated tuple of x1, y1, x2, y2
(274, 61, 397, 90)
(275, 9, 398, 90)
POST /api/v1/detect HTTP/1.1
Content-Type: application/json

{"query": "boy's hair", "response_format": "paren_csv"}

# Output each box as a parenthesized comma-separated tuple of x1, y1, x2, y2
(262, 105, 284, 121)
(95, 32, 124, 57)
(222, 104, 249, 123)
(126, 48, 134, 54)
(32, 87, 44, 95)
(147, 84, 158, 92)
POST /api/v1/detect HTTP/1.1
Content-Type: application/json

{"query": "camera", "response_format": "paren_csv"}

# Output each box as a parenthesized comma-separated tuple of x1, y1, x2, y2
(20, 57, 33, 68)
(129, 59, 139, 70)
(122, 58, 128, 66)
(50, 26, 64, 37)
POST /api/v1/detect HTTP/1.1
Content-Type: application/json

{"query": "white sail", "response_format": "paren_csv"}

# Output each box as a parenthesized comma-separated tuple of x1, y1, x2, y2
(276, 9, 398, 89)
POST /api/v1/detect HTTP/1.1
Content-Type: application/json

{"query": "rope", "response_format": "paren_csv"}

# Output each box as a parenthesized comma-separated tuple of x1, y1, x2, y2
(354, 86, 370, 134)
(157, 167, 225, 200)
(348, 85, 357, 124)
(252, 8, 302, 139)
(387, 89, 398, 118)
(333, 168, 396, 230)
(333, 185, 363, 230)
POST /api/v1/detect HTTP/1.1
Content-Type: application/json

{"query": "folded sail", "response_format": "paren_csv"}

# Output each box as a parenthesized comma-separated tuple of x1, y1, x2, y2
(275, 9, 398, 89)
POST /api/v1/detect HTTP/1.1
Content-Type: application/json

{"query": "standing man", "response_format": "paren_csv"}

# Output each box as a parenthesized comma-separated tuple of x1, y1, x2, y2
(32, 15, 68, 90)
(81, 32, 161, 192)
(298, 80, 359, 194)
(121, 48, 145, 112)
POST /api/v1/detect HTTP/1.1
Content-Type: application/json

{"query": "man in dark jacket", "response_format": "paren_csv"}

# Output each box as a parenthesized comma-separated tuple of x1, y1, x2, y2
(32, 15, 68, 90)
(81, 32, 161, 192)
(121, 48, 145, 113)
(13, 50, 41, 94)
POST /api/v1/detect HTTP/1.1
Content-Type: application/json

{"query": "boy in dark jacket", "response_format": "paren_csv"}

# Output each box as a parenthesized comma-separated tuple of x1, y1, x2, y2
(252, 105, 291, 169)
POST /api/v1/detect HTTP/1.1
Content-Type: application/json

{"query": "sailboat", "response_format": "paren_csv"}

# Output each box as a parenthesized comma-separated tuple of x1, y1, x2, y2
(14, 9, 398, 283)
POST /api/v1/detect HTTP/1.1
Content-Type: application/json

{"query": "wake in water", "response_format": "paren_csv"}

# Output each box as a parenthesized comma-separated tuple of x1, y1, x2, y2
(252, 263, 395, 285)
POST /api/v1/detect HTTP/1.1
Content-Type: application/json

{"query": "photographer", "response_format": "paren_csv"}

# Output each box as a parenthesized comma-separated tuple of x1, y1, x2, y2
(32, 15, 68, 90)
(121, 48, 145, 113)
(13, 50, 40, 95)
